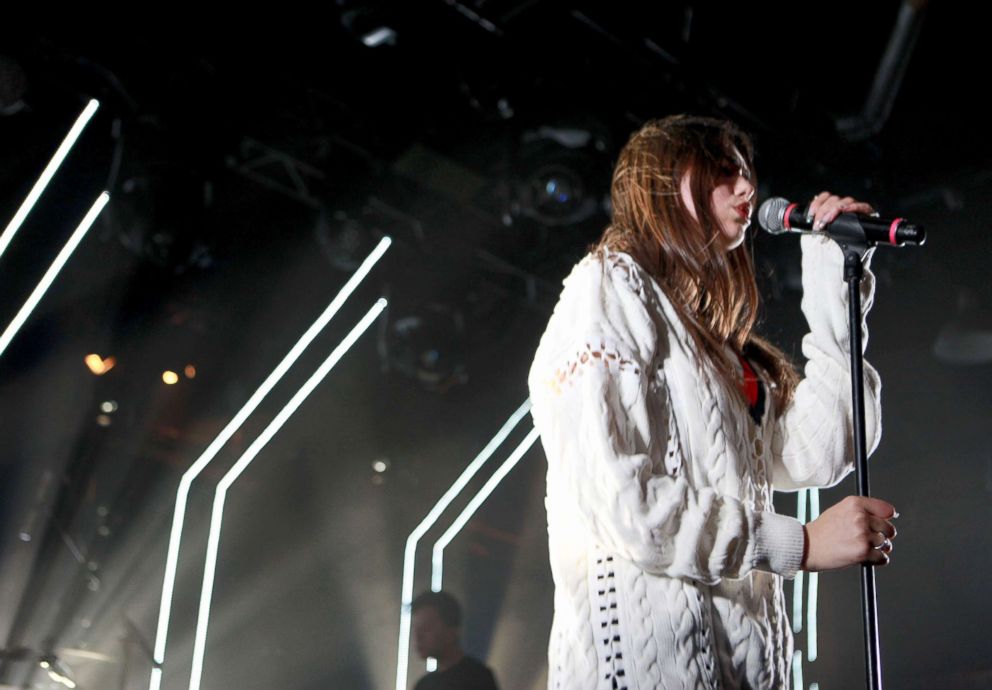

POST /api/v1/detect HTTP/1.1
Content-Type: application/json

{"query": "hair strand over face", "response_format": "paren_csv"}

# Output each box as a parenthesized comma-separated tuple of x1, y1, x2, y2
(593, 114, 798, 413)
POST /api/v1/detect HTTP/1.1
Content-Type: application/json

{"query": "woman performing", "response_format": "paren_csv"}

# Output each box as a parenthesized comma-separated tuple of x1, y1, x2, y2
(527, 115, 899, 689)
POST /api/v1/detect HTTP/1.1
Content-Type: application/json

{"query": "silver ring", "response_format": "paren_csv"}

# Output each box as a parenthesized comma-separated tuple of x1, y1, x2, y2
(874, 537, 892, 552)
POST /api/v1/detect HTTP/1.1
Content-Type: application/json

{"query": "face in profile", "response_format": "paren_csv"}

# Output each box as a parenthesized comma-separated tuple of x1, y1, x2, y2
(412, 605, 457, 660)
(679, 145, 755, 251)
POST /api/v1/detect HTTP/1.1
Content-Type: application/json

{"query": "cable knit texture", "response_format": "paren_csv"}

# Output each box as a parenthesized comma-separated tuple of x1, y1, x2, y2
(528, 234, 882, 690)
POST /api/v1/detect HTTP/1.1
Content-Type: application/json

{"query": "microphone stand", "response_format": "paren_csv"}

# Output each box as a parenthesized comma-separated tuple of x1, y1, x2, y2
(840, 242, 883, 690)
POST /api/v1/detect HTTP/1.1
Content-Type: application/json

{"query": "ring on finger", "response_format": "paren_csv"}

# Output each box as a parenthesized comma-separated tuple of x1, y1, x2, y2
(874, 536, 892, 552)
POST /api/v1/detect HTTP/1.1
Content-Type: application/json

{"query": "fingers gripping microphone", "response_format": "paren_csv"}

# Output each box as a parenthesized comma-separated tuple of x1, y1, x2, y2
(758, 197, 926, 247)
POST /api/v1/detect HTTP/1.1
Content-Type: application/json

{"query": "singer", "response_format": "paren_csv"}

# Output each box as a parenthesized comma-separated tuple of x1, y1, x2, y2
(527, 115, 899, 689)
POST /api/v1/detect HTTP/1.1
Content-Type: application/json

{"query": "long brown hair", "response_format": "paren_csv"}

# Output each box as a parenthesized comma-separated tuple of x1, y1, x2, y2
(594, 114, 798, 414)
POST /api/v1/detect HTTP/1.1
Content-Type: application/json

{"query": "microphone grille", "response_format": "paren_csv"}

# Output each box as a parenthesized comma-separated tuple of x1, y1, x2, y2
(758, 197, 790, 234)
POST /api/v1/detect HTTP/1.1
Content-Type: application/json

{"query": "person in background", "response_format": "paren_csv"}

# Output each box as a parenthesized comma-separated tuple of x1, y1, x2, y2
(411, 590, 499, 690)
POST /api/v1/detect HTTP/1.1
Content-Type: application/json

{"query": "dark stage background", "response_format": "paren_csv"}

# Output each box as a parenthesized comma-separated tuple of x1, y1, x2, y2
(1, 3, 990, 689)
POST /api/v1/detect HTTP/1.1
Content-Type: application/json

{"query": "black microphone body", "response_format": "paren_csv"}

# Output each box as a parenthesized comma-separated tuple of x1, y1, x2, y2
(758, 197, 926, 247)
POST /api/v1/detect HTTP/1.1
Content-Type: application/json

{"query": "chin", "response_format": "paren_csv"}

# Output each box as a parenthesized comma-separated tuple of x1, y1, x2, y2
(724, 229, 747, 251)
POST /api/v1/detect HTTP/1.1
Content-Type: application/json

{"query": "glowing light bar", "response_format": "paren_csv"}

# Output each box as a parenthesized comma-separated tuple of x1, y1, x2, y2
(792, 649, 803, 690)
(430, 427, 540, 591)
(793, 488, 808, 634)
(807, 488, 821, 663)
(148, 237, 391, 690)
(0, 99, 100, 263)
(395, 400, 532, 690)
(0, 191, 109, 359)
(188, 299, 386, 690)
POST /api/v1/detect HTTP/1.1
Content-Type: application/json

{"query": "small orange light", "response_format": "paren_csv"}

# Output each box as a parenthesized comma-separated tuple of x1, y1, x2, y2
(84, 354, 116, 375)
(184, 364, 196, 378)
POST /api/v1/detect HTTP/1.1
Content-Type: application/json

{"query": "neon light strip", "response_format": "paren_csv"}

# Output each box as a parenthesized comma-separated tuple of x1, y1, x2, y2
(188, 299, 386, 690)
(792, 488, 808, 634)
(792, 649, 803, 690)
(0, 191, 109, 359)
(148, 237, 391, 690)
(430, 427, 540, 591)
(807, 488, 821, 663)
(0, 99, 100, 263)
(395, 400, 532, 690)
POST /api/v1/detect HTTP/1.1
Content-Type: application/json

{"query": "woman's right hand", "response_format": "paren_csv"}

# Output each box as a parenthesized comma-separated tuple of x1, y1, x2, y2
(802, 495, 898, 571)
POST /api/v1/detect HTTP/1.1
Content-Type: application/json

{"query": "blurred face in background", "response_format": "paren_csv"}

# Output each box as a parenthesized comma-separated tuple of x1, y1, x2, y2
(412, 605, 458, 660)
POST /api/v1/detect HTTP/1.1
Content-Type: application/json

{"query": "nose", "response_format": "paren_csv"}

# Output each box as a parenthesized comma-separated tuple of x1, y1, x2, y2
(737, 174, 755, 201)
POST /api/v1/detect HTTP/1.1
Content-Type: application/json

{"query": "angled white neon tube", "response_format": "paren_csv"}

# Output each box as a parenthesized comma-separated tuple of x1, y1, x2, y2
(0, 191, 109, 359)
(793, 488, 808, 634)
(188, 299, 387, 690)
(807, 488, 821, 662)
(430, 427, 540, 591)
(0, 99, 100, 262)
(148, 237, 391, 690)
(395, 400, 531, 690)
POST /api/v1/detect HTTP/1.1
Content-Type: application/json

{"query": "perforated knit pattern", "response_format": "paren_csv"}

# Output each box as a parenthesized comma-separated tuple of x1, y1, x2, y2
(529, 236, 882, 690)
(548, 342, 640, 397)
(592, 550, 627, 690)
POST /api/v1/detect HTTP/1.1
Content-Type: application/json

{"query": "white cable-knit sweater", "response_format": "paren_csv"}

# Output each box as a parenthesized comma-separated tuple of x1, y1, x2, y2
(527, 234, 882, 690)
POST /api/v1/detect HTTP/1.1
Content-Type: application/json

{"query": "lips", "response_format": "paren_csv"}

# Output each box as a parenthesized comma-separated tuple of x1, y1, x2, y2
(735, 203, 751, 220)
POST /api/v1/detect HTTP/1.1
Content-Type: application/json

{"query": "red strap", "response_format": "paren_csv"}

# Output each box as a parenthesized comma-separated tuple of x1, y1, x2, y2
(738, 355, 759, 407)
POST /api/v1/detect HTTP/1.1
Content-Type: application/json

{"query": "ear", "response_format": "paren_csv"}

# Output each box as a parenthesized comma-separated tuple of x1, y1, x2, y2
(678, 168, 698, 221)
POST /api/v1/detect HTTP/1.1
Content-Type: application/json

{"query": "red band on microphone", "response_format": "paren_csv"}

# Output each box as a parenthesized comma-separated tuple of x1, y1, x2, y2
(889, 218, 904, 245)
(783, 203, 799, 230)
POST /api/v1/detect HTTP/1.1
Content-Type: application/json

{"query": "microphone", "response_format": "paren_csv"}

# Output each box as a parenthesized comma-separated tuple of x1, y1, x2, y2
(757, 197, 926, 247)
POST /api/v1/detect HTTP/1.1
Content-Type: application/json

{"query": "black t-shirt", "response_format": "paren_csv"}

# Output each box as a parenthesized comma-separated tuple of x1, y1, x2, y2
(413, 656, 498, 690)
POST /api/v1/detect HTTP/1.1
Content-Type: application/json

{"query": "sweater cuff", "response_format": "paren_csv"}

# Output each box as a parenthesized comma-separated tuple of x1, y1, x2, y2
(752, 511, 806, 579)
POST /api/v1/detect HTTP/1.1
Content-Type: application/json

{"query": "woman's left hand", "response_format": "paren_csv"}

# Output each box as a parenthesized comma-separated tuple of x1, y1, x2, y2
(806, 192, 877, 232)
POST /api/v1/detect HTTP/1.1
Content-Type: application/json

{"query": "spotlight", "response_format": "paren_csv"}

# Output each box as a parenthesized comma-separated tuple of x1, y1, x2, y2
(372, 458, 390, 473)
(511, 125, 609, 227)
(184, 364, 197, 378)
(381, 302, 467, 391)
(162, 371, 179, 385)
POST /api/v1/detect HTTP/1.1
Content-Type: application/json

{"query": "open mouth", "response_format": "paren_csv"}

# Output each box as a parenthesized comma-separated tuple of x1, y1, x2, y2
(735, 203, 751, 220)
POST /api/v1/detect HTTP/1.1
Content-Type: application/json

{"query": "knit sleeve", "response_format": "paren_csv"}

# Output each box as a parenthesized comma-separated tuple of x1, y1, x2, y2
(530, 255, 805, 583)
(769, 233, 883, 490)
